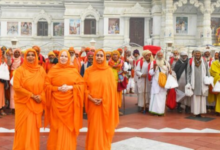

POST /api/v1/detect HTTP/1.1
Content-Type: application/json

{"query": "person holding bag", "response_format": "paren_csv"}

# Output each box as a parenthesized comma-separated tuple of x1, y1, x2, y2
(149, 51, 171, 116)
(173, 51, 191, 113)
(186, 49, 209, 117)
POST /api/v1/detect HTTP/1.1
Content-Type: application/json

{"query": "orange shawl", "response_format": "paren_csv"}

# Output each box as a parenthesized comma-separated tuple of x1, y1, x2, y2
(84, 49, 119, 150)
(45, 49, 84, 135)
(108, 50, 123, 72)
(13, 48, 46, 150)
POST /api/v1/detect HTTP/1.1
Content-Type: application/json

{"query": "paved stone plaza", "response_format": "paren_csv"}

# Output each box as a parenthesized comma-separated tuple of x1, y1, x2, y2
(0, 95, 220, 150)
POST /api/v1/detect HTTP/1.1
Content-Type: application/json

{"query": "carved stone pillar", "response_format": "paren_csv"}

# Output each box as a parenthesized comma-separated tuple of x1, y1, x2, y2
(144, 18, 150, 45)
(164, 0, 174, 44)
(202, 0, 212, 45)
(124, 17, 130, 44)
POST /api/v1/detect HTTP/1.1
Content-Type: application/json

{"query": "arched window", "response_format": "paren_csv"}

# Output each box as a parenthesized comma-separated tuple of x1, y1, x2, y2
(84, 15, 96, 35)
(81, 5, 100, 35)
(37, 18, 48, 36)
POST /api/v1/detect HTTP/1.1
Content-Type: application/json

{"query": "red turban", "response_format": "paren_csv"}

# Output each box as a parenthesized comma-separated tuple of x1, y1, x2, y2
(87, 51, 94, 56)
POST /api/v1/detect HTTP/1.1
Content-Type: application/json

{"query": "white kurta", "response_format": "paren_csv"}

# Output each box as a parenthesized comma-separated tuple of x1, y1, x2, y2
(133, 57, 140, 94)
(135, 61, 151, 107)
(149, 62, 169, 115)
(126, 61, 135, 92)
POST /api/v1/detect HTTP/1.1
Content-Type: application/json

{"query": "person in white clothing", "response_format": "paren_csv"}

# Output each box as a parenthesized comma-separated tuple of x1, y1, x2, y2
(125, 50, 135, 93)
(133, 50, 140, 104)
(136, 50, 153, 112)
(149, 51, 171, 116)
(187, 49, 209, 117)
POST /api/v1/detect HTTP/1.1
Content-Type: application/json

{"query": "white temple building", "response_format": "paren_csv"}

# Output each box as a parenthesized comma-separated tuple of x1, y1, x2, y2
(0, 0, 220, 54)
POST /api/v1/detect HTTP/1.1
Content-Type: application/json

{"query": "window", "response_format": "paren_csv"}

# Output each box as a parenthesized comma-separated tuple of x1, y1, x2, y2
(84, 19, 96, 35)
(37, 21, 48, 36)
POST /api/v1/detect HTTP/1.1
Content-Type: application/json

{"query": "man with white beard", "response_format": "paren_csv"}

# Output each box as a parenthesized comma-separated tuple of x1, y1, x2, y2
(136, 50, 153, 112)
(203, 48, 213, 68)
(173, 51, 190, 113)
(170, 50, 180, 69)
(187, 49, 209, 117)
(149, 51, 171, 116)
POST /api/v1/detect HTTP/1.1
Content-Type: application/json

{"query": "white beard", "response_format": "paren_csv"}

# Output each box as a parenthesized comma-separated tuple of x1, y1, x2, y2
(70, 55, 75, 64)
(156, 58, 165, 67)
(205, 56, 211, 61)
(70, 55, 75, 63)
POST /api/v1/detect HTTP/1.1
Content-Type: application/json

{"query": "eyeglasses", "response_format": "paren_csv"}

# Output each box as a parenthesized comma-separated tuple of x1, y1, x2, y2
(96, 54, 104, 57)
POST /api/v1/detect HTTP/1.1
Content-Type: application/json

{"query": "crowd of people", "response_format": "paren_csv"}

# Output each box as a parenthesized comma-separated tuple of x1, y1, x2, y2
(0, 44, 220, 149)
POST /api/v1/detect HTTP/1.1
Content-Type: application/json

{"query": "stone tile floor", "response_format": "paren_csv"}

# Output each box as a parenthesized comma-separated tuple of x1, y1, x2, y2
(0, 95, 220, 150)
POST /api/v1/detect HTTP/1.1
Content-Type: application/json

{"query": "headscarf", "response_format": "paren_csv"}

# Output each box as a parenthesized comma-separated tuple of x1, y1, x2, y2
(48, 51, 55, 57)
(133, 49, 140, 55)
(142, 50, 154, 62)
(88, 49, 109, 71)
(56, 49, 72, 68)
(68, 47, 75, 52)
(106, 51, 111, 55)
(11, 48, 22, 70)
(32, 45, 41, 52)
(108, 50, 123, 72)
(22, 48, 40, 72)
(180, 51, 188, 56)
(111, 50, 120, 57)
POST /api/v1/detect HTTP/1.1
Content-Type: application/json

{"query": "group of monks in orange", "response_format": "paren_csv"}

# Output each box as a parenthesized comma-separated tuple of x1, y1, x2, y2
(0, 45, 129, 150)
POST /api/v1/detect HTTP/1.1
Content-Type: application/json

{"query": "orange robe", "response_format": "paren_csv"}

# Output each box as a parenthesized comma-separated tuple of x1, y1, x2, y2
(12, 49, 46, 150)
(84, 49, 119, 150)
(72, 57, 82, 72)
(45, 50, 84, 150)
(0, 58, 7, 109)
